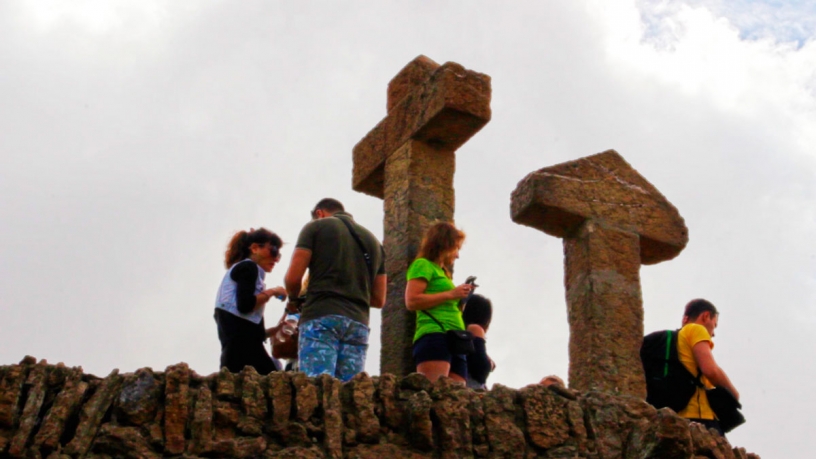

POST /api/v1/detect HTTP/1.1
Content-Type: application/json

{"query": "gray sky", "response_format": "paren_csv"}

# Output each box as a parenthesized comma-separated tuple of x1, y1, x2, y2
(1, 1, 814, 456)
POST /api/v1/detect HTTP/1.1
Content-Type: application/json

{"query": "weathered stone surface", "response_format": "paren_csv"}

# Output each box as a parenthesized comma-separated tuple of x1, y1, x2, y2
(33, 369, 88, 452)
(407, 390, 433, 451)
(482, 385, 525, 459)
(292, 372, 318, 424)
(216, 366, 236, 400)
(320, 374, 343, 459)
(565, 221, 645, 396)
(0, 360, 30, 429)
(510, 150, 688, 397)
(115, 367, 160, 426)
(64, 369, 123, 457)
(431, 378, 473, 459)
(352, 56, 492, 377)
(511, 150, 687, 264)
(345, 372, 379, 444)
(187, 384, 213, 455)
(264, 445, 325, 459)
(0, 359, 760, 458)
(268, 371, 293, 432)
(9, 360, 49, 456)
(376, 373, 402, 429)
(467, 393, 489, 458)
(346, 443, 432, 459)
(162, 363, 191, 455)
(519, 383, 569, 450)
(92, 424, 160, 459)
(239, 366, 267, 436)
(211, 435, 267, 458)
(353, 56, 492, 199)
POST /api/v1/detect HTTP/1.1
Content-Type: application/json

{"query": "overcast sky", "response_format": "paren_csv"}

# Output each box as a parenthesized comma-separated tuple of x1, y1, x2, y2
(1, 1, 814, 456)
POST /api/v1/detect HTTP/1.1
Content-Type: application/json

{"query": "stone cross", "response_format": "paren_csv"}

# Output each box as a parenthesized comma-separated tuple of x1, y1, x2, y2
(510, 150, 688, 397)
(352, 55, 492, 377)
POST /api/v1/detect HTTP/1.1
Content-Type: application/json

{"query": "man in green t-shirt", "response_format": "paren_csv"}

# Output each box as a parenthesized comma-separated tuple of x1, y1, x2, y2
(284, 198, 386, 381)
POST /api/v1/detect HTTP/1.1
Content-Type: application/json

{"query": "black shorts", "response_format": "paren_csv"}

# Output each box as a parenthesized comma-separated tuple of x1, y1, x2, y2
(412, 332, 468, 379)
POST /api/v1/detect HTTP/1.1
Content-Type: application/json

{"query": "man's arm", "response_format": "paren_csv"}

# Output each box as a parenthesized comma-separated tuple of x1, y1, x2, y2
(693, 342, 740, 400)
(369, 274, 387, 308)
(284, 248, 311, 310)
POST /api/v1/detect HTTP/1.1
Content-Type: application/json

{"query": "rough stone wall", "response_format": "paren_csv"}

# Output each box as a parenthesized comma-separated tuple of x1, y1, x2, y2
(0, 357, 759, 459)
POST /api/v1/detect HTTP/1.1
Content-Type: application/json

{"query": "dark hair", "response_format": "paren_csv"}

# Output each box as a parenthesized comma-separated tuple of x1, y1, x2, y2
(224, 228, 282, 268)
(312, 198, 344, 218)
(463, 294, 492, 330)
(684, 298, 718, 321)
(416, 222, 465, 276)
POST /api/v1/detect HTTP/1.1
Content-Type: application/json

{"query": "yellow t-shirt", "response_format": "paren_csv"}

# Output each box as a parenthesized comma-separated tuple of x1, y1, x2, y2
(677, 323, 716, 420)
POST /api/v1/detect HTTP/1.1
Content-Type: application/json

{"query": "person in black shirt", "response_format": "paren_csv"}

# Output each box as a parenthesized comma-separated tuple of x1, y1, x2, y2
(463, 294, 495, 390)
(214, 228, 287, 375)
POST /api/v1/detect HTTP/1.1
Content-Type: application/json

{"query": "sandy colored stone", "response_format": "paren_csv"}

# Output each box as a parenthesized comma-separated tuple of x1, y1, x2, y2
(376, 373, 402, 429)
(0, 361, 29, 429)
(353, 56, 492, 199)
(92, 424, 160, 459)
(64, 369, 123, 456)
(320, 375, 343, 459)
(510, 150, 688, 397)
(268, 371, 293, 431)
(239, 366, 266, 436)
(482, 385, 525, 459)
(431, 379, 473, 459)
(8, 361, 48, 456)
(216, 366, 236, 400)
(519, 383, 570, 450)
(211, 436, 267, 458)
(162, 362, 191, 455)
(511, 149, 688, 264)
(352, 56, 491, 377)
(406, 390, 433, 451)
(292, 373, 318, 423)
(346, 373, 379, 444)
(33, 370, 88, 452)
(188, 384, 213, 455)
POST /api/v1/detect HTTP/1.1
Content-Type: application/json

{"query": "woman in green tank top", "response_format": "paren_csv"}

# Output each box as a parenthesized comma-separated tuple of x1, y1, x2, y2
(405, 222, 474, 383)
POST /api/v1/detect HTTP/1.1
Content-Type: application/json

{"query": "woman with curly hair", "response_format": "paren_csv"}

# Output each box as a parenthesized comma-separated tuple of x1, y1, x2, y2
(214, 228, 287, 375)
(405, 222, 474, 383)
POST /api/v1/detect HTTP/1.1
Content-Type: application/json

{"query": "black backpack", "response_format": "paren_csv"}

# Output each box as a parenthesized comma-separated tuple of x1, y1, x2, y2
(640, 329, 702, 413)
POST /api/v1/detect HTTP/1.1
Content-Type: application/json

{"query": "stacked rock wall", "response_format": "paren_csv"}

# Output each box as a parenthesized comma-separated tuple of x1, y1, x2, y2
(0, 357, 758, 458)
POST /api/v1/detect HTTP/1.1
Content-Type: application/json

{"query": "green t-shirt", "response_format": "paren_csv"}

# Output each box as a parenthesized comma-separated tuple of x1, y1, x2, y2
(407, 258, 465, 342)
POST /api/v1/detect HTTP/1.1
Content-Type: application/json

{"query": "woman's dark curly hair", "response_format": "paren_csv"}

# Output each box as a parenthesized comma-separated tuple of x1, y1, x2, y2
(224, 228, 282, 268)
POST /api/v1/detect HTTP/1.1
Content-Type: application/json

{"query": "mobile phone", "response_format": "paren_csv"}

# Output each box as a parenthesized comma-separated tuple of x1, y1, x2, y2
(465, 276, 477, 286)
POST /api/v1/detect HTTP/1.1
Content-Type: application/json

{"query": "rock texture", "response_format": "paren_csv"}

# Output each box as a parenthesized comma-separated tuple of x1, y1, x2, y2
(352, 55, 492, 378)
(0, 357, 759, 458)
(511, 150, 688, 398)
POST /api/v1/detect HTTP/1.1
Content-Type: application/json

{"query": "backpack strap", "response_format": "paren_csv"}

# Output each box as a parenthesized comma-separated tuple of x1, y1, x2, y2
(672, 328, 705, 388)
(335, 215, 374, 280)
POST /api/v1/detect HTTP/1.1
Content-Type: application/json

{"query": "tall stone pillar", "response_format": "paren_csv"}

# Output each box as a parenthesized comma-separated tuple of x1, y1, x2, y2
(511, 150, 688, 397)
(352, 56, 491, 376)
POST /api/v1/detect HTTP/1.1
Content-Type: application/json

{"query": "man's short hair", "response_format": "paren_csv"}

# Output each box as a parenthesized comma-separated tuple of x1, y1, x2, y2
(312, 198, 344, 218)
(684, 298, 718, 320)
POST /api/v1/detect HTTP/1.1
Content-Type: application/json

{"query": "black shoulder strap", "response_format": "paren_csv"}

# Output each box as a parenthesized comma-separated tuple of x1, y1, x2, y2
(673, 328, 704, 388)
(335, 216, 374, 279)
(420, 309, 447, 333)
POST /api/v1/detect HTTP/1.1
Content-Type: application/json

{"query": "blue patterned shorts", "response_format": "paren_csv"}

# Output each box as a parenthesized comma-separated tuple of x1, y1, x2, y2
(298, 315, 369, 382)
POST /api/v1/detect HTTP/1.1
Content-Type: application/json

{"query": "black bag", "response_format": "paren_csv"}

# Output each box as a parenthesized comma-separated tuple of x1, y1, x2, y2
(421, 310, 475, 355)
(706, 386, 745, 433)
(640, 329, 702, 412)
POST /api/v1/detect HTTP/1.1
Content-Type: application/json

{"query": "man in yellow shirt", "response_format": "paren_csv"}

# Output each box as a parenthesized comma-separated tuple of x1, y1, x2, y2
(677, 299, 740, 435)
